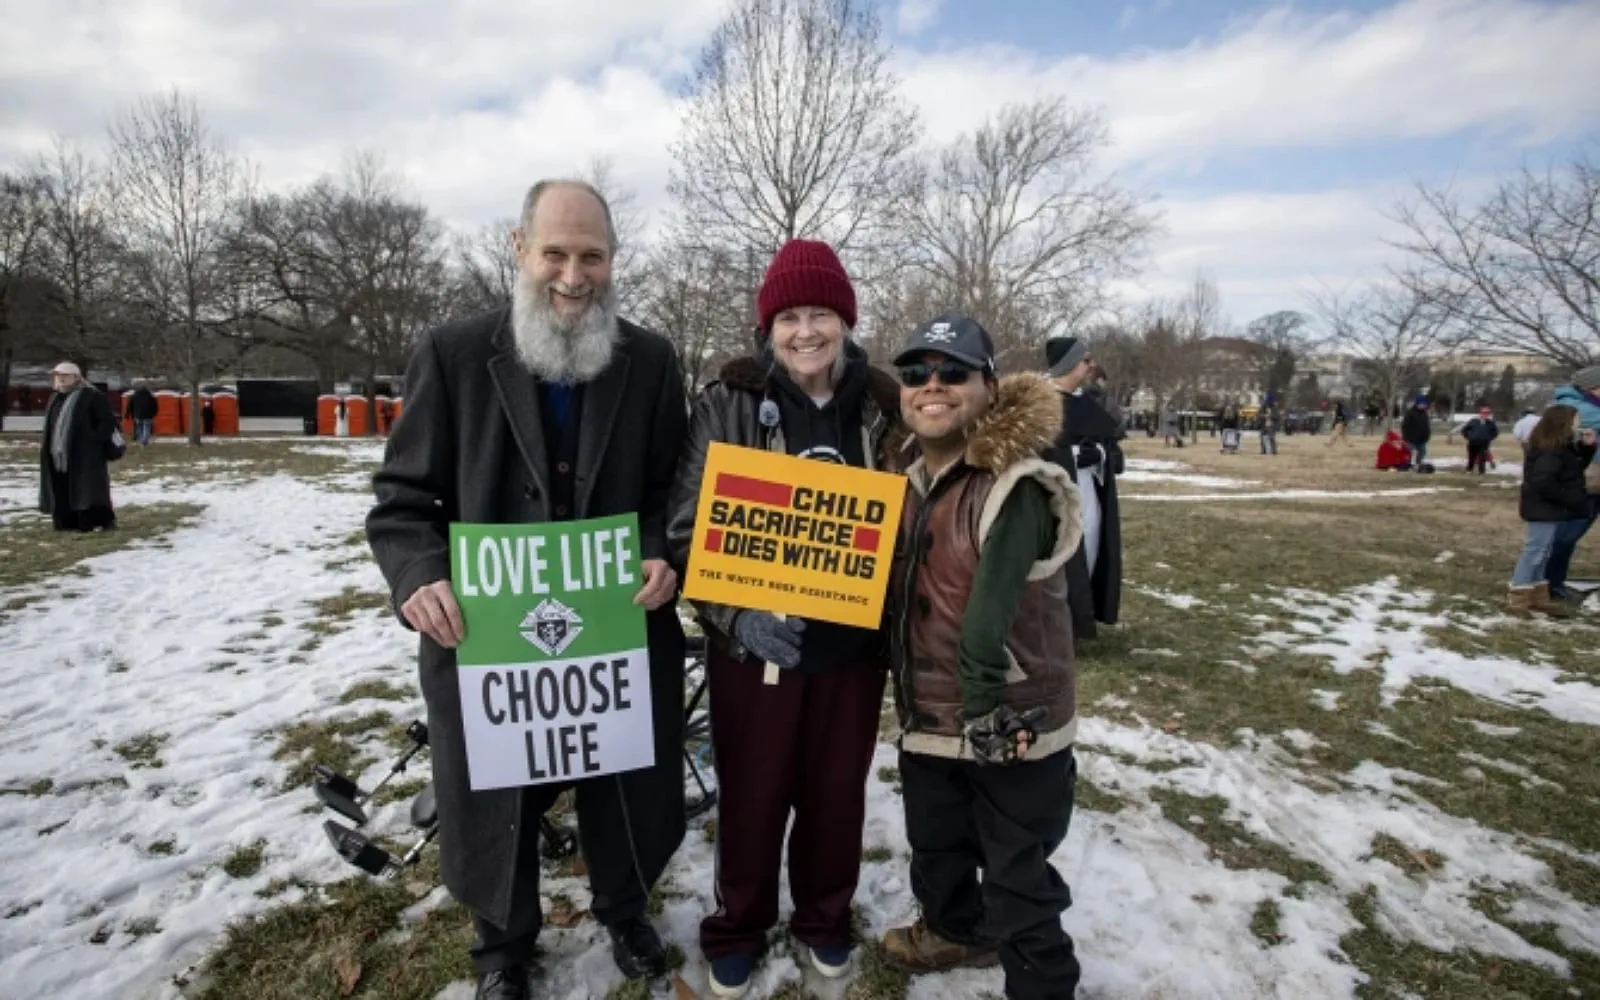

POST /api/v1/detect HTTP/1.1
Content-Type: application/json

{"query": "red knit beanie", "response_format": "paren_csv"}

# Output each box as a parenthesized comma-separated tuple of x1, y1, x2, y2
(756, 239, 857, 332)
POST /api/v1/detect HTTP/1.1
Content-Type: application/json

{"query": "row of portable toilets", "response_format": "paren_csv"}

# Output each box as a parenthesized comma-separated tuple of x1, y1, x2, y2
(122, 391, 403, 437)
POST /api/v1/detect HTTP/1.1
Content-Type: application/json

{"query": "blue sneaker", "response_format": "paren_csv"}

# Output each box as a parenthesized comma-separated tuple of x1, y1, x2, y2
(709, 953, 754, 998)
(810, 944, 853, 979)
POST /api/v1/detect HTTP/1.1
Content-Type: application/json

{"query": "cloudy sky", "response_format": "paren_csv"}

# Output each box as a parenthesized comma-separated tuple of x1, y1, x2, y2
(2, 0, 1597, 326)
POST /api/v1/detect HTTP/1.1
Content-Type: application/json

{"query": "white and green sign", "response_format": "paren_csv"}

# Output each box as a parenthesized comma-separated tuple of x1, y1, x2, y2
(449, 515, 653, 791)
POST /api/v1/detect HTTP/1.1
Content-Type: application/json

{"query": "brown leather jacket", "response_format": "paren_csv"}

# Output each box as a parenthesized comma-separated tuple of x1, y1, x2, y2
(666, 347, 906, 658)
(890, 373, 1083, 761)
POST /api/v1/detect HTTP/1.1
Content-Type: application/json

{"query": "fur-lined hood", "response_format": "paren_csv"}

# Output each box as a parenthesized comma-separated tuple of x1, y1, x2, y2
(907, 371, 1061, 474)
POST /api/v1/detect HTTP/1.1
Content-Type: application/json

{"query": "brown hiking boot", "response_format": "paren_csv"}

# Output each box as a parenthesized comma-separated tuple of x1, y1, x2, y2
(1507, 585, 1536, 616)
(882, 920, 999, 973)
(1530, 583, 1575, 619)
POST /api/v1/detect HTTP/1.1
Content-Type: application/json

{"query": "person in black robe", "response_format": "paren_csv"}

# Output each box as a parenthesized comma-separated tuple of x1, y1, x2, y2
(1043, 337, 1123, 644)
(38, 361, 119, 532)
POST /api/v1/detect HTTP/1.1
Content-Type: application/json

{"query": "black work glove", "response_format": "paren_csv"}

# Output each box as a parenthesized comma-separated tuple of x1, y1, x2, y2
(1076, 442, 1103, 469)
(732, 611, 805, 669)
(963, 705, 1047, 766)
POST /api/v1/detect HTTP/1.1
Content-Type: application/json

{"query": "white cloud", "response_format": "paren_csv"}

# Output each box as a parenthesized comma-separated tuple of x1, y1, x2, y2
(894, 0, 1600, 165)
(896, 0, 943, 35)
(1111, 186, 1421, 325)
(0, 0, 1593, 322)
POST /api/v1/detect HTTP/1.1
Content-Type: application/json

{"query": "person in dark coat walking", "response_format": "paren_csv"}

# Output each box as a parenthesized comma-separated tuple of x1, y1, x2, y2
(38, 361, 119, 532)
(127, 384, 158, 445)
(881, 315, 1083, 1000)
(1508, 404, 1597, 616)
(1043, 334, 1123, 644)
(1401, 396, 1432, 469)
(666, 240, 902, 996)
(366, 180, 689, 1000)
(1460, 405, 1499, 474)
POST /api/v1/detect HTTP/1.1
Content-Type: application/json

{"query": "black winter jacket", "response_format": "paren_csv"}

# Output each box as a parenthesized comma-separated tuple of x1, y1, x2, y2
(1520, 443, 1597, 522)
(1401, 407, 1432, 445)
(1462, 417, 1499, 447)
(665, 345, 905, 664)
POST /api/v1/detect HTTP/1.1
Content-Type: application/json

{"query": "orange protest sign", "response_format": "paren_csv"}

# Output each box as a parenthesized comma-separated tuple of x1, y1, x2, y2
(682, 442, 907, 629)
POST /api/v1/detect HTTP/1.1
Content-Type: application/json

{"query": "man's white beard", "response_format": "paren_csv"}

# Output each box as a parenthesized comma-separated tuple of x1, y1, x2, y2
(510, 270, 620, 383)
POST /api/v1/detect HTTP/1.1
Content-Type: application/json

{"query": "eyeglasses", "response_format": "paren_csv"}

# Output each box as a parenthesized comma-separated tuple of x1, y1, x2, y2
(898, 361, 977, 388)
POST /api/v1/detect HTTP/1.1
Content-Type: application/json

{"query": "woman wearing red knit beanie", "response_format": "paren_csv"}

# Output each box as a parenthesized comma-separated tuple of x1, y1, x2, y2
(667, 238, 904, 996)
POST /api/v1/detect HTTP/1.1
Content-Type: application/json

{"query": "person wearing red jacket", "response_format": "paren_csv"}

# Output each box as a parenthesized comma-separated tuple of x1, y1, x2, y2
(1375, 430, 1412, 471)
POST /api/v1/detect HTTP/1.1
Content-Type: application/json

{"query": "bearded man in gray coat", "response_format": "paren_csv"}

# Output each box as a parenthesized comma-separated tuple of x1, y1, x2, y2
(366, 180, 689, 1000)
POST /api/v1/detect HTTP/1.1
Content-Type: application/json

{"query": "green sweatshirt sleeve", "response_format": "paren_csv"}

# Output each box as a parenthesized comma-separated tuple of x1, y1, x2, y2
(957, 477, 1060, 718)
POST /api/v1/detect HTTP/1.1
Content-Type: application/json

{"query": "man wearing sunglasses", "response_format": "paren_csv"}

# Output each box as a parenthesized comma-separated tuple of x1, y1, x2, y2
(881, 314, 1084, 999)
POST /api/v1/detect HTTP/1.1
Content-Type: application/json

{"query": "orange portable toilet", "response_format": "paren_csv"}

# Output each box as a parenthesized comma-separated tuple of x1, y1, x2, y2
(345, 396, 370, 436)
(154, 391, 182, 437)
(211, 391, 239, 436)
(177, 393, 197, 437)
(121, 396, 134, 438)
(317, 394, 340, 435)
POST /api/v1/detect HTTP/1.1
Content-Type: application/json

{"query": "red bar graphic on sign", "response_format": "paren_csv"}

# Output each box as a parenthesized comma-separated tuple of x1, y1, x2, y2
(714, 473, 793, 508)
(852, 527, 881, 552)
(704, 528, 723, 553)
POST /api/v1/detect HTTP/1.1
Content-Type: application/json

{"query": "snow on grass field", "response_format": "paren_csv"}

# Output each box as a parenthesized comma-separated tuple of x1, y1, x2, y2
(1, 433, 1597, 999)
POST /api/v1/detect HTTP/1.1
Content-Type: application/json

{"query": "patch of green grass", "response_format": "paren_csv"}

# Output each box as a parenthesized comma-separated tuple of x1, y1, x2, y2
(194, 851, 479, 1000)
(5, 900, 41, 919)
(1250, 898, 1283, 945)
(113, 732, 170, 770)
(221, 840, 268, 879)
(338, 679, 411, 705)
(1340, 885, 1588, 998)
(1074, 776, 1130, 814)
(36, 820, 68, 836)
(123, 916, 161, 938)
(0, 502, 204, 598)
(0, 778, 54, 797)
(369, 776, 429, 807)
(876, 766, 901, 786)
(270, 711, 393, 792)
(1366, 832, 1446, 878)
(1532, 847, 1600, 908)
(862, 845, 895, 864)
(1148, 787, 1331, 889)
(844, 940, 911, 1000)
(311, 586, 389, 621)
(146, 838, 177, 857)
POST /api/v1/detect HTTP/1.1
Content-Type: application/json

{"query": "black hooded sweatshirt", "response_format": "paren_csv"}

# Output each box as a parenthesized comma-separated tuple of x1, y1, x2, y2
(762, 341, 881, 672)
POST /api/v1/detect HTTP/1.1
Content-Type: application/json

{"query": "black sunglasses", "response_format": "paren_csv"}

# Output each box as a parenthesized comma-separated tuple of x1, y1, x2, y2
(898, 360, 978, 388)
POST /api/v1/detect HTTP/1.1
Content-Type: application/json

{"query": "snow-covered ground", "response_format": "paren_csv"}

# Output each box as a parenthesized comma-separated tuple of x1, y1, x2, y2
(1, 440, 1596, 999)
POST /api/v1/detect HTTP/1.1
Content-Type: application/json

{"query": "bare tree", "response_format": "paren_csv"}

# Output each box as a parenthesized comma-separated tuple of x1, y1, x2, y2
(1244, 309, 1309, 400)
(579, 156, 651, 315)
(0, 172, 54, 428)
(32, 137, 124, 369)
(450, 218, 518, 318)
(1391, 148, 1600, 368)
(110, 89, 247, 444)
(637, 235, 753, 395)
(667, 0, 920, 272)
(892, 99, 1158, 367)
(1313, 282, 1446, 430)
(1175, 273, 1224, 441)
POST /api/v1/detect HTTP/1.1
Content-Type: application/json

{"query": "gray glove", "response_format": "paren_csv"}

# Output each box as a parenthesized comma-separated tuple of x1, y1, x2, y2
(732, 611, 806, 669)
(963, 705, 1047, 766)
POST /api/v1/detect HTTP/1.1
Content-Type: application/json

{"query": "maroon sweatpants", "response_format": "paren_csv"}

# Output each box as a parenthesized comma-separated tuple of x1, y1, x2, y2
(699, 646, 887, 959)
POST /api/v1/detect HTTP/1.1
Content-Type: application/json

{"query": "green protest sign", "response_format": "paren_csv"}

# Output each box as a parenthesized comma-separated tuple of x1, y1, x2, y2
(449, 514, 652, 791)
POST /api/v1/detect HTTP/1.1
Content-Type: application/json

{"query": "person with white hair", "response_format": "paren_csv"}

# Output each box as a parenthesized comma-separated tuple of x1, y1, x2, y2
(366, 179, 690, 1000)
(37, 361, 120, 531)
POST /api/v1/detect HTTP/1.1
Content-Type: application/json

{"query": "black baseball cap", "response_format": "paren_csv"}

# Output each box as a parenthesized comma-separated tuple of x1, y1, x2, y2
(893, 313, 996, 374)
